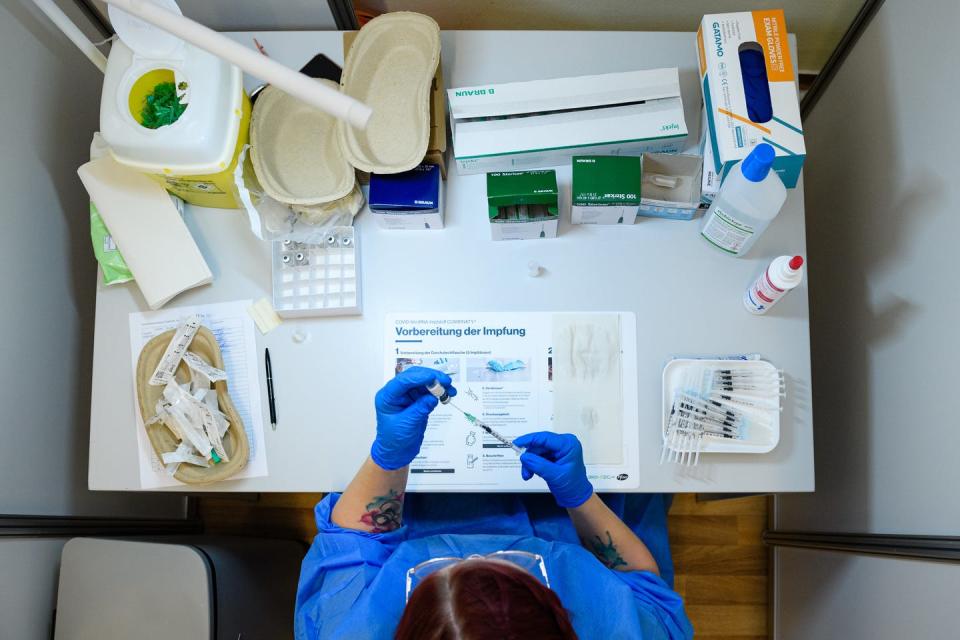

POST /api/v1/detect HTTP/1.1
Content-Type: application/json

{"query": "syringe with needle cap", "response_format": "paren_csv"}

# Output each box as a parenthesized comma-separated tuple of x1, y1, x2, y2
(426, 380, 526, 455)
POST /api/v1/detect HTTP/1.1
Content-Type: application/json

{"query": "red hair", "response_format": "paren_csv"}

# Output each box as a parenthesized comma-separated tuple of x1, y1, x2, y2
(395, 558, 577, 639)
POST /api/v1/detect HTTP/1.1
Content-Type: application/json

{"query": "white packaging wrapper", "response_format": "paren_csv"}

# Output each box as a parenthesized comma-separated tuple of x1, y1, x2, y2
(199, 402, 229, 462)
(149, 315, 201, 385)
(162, 442, 210, 467)
(183, 350, 228, 382)
(161, 381, 212, 459)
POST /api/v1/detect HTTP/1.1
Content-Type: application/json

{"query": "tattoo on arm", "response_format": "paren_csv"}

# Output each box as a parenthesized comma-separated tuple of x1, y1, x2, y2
(359, 489, 404, 533)
(585, 531, 628, 569)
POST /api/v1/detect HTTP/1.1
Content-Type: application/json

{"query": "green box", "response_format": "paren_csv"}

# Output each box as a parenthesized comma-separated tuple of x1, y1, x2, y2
(486, 170, 559, 240)
(571, 155, 642, 224)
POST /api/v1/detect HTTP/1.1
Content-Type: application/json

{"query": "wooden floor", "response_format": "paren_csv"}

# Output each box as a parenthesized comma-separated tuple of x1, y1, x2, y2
(199, 492, 768, 639)
(669, 494, 768, 640)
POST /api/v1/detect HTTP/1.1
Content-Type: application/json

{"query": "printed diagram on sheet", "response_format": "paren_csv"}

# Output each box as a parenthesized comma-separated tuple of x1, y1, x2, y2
(385, 312, 639, 490)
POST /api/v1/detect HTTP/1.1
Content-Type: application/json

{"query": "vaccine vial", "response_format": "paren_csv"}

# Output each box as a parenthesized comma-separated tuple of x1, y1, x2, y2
(426, 380, 450, 404)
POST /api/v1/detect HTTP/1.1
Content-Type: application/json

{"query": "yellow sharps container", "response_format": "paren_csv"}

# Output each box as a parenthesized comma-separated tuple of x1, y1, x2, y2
(99, 5, 249, 209)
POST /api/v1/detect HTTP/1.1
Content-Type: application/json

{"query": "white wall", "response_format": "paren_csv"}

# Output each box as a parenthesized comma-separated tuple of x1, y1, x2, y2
(88, 0, 856, 70)
(774, 0, 960, 536)
(90, 0, 338, 31)
(774, 547, 959, 640)
(0, 539, 70, 638)
(355, 0, 860, 71)
(0, 1, 183, 518)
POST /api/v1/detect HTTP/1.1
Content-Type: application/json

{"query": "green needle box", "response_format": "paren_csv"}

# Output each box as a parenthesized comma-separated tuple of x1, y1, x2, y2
(486, 170, 559, 240)
(571, 156, 642, 225)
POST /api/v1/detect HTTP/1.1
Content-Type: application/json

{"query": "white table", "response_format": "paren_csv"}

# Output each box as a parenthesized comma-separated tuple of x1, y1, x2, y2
(89, 30, 813, 493)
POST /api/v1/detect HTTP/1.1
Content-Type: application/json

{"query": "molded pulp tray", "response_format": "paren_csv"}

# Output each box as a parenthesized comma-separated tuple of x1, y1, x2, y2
(337, 12, 440, 173)
(250, 81, 355, 205)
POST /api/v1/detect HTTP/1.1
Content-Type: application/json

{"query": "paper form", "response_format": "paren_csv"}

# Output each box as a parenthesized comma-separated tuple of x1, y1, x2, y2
(129, 300, 268, 488)
(385, 312, 639, 491)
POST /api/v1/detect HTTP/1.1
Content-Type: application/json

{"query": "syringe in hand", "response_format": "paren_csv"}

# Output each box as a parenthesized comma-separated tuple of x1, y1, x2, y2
(426, 380, 526, 455)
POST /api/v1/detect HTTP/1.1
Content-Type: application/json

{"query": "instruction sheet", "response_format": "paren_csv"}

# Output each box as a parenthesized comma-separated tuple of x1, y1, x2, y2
(385, 312, 639, 490)
(129, 300, 269, 488)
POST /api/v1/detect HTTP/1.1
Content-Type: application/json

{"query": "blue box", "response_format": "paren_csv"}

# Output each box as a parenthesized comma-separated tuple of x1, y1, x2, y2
(369, 164, 443, 229)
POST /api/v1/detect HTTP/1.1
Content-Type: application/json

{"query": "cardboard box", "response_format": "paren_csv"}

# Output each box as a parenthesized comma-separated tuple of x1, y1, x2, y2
(486, 170, 559, 240)
(697, 10, 805, 188)
(699, 107, 720, 204)
(449, 68, 688, 175)
(638, 153, 703, 220)
(369, 163, 443, 230)
(571, 156, 641, 225)
(343, 31, 447, 179)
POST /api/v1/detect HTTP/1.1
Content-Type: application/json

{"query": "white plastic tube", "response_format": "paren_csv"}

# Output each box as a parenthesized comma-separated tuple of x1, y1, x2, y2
(31, 0, 108, 72)
(104, 0, 373, 129)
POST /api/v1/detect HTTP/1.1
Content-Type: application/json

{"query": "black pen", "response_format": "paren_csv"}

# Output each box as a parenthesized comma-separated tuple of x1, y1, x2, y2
(265, 348, 277, 430)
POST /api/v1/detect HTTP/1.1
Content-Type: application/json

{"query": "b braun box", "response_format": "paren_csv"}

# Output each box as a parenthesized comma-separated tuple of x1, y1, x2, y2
(571, 156, 641, 225)
(369, 164, 443, 229)
(486, 170, 559, 240)
(449, 69, 688, 175)
(697, 10, 805, 188)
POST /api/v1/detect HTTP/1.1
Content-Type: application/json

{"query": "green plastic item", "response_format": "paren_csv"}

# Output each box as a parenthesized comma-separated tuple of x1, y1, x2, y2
(90, 203, 134, 285)
(140, 81, 188, 129)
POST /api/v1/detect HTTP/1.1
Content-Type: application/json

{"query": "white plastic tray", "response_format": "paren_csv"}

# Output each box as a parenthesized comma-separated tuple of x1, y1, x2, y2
(661, 358, 780, 454)
(271, 227, 361, 317)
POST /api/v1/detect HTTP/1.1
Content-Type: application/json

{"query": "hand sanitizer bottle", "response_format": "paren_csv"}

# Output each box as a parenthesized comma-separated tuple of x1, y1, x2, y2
(700, 143, 786, 257)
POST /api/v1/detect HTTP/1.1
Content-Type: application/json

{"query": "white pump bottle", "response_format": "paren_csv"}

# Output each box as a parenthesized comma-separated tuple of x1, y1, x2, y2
(700, 143, 786, 257)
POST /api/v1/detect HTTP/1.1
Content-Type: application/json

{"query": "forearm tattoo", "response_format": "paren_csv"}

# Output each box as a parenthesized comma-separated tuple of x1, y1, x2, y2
(585, 531, 628, 570)
(359, 489, 404, 533)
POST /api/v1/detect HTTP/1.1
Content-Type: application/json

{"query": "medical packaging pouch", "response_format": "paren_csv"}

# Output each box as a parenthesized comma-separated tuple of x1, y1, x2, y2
(638, 153, 703, 220)
(90, 202, 134, 284)
(571, 156, 641, 225)
(697, 10, 805, 188)
(486, 170, 559, 240)
(449, 68, 687, 175)
(369, 163, 444, 229)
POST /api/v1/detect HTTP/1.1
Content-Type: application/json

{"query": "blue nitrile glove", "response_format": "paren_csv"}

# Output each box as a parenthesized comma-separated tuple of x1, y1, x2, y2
(371, 367, 456, 470)
(514, 432, 594, 508)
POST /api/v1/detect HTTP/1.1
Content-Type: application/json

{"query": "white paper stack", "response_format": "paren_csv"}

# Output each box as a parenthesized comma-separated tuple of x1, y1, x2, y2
(78, 156, 212, 309)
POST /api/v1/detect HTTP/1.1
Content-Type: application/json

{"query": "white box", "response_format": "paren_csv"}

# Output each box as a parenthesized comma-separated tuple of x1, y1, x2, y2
(448, 69, 688, 175)
(698, 10, 805, 188)
(570, 155, 641, 225)
(369, 163, 444, 230)
(371, 184, 444, 231)
(373, 209, 444, 230)
(637, 153, 703, 221)
(699, 107, 721, 204)
(491, 217, 559, 241)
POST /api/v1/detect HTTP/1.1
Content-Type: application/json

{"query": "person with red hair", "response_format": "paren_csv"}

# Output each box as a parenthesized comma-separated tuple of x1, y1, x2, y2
(295, 367, 692, 639)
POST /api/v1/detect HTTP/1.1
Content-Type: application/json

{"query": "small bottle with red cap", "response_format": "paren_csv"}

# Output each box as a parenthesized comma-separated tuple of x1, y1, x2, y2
(744, 255, 805, 314)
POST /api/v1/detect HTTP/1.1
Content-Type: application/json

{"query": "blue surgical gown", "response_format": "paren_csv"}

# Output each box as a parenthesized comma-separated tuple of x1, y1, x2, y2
(295, 493, 693, 639)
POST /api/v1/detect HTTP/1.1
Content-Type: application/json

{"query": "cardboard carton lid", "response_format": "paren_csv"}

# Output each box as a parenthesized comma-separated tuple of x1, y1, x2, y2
(369, 164, 440, 211)
(486, 170, 558, 214)
(572, 156, 642, 205)
(449, 68, 681, 120)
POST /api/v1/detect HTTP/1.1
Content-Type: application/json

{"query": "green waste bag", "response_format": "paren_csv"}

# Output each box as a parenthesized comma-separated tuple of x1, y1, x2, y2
(90, 202, 134, 285)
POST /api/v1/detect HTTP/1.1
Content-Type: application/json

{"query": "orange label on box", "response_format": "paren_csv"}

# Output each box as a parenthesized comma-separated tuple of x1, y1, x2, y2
(752, 9, 793, 82)
(696, 26, 707, 77)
